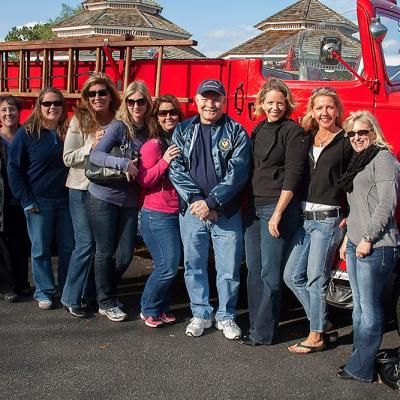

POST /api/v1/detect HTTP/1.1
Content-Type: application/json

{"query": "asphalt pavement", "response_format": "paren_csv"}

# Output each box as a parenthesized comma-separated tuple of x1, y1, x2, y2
(1, 254, 399, 400)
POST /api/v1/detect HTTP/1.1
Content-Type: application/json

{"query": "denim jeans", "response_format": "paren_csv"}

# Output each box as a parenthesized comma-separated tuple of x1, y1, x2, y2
(179, 209, 243, 321)
(344, 241, 397, 382)
(283, 216, 343, 332)
(86, 193, 138, 309)
(244, 201, 301, 344)
(24, 197, 74, 302)
(140, 209, 181, 317)
(61, 189, 96, 308)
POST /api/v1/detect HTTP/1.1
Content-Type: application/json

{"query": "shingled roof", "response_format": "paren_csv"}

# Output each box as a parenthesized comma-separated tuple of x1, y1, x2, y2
(255, 0, 358, 32)
(54, 8, 190, 37)
(52, 0, 205, 59)
(221, 0, 359, 60)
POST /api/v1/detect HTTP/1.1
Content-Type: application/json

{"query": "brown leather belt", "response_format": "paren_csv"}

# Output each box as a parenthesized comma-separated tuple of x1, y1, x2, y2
(303, 209, 341, 220)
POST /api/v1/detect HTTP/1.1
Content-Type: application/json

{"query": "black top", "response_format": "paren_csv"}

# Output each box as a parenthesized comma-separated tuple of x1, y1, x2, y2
(301, 130, 354, 207)
(251, 118, 310, 206)
(189, 123, 218, 209)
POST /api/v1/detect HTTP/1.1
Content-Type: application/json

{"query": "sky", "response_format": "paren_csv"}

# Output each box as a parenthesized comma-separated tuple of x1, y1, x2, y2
(0, 0, 356, 57)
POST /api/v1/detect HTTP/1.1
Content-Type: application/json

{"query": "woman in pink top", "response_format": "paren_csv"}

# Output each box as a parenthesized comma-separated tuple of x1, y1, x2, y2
(137, 94, 183, 328)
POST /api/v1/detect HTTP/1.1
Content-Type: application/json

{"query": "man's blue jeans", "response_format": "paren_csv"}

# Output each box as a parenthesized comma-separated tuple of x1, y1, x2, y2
(283, 216, 343, 332)
(344, 241, 397, 382)
(140, 209, 181, 317)
(244, 201, 301, 344)
(179, 209, 243, 321)
(86, 193, 138, 309)
(24, 197, 74, 302)
(61, 189, 96, 308)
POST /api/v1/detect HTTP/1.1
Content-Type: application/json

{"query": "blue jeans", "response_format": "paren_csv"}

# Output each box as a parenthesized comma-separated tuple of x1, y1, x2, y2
(24, 197, 74, 302)
(140, 209, 181, 317)
(244, 201, 301, 344)
(61, 189, 96, 308)
(86, 193, 138, 309)
(179, 209, 243, 321)
(344, 241, 397, 382)
(283, 216, 343, 332)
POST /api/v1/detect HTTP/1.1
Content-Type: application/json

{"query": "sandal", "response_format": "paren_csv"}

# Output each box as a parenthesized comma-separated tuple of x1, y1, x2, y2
(288, 341, 326, 354)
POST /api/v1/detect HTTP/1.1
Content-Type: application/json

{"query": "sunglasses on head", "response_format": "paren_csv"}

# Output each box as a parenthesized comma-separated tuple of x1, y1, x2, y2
(87, 89, 109, 98)
(40, 100, 63, 107)
(312, 86, 337, 94)
(126, 98, 147, 107)
(158, 108, 178, 117)
(346, 129, 371, 138)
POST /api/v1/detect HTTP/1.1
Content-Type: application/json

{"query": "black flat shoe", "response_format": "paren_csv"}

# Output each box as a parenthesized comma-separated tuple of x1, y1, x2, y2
(4, 292, 19, 303)
(337, 365, 346, 373)
(65, 306, 88, 318)
(336, 369, 354, 380)
(239, 335, 264, 346)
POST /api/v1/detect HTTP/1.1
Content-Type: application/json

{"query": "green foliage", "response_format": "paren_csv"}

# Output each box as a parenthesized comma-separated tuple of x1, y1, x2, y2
(4, 3, 83, 41)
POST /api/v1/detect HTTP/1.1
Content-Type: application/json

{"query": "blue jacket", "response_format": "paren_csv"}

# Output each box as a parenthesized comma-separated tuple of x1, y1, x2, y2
(169, 114, 252, 216)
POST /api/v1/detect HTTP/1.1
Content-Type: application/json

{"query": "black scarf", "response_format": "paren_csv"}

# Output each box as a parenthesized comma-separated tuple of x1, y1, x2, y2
(338, 145, 381, 193)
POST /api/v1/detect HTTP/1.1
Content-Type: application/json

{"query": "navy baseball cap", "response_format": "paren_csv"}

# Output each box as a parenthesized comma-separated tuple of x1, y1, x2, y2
(196, 79, 226, 96)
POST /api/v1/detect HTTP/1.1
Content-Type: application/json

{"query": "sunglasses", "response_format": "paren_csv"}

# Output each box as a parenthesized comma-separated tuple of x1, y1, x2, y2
(346, 129, 371, 138)
(158, 108, 179, 117)
(87, 89, 109, 98)
(40, 100, 63, 107)
(126, 98, 147, 107)
(312, 86, 337, 94)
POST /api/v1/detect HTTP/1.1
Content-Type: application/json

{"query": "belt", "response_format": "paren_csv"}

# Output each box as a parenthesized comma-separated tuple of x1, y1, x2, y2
(303, 209, 341, 220)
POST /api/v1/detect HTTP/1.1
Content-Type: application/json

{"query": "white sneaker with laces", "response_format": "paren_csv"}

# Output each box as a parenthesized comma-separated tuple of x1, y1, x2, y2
(185, 317, 212, 337)
(98, 306, 127, 322)
(215, 319, 241, 340)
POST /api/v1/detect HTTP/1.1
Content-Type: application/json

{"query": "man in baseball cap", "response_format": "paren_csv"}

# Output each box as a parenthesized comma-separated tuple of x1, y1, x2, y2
(169, 80, 251, 340)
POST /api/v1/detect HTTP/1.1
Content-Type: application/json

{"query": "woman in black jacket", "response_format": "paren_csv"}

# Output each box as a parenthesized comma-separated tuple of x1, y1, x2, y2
(241, 78, 309, 346)
(283, 87, 353, 353)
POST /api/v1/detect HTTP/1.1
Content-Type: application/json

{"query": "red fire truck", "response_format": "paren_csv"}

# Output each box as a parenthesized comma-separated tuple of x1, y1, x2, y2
(0, 0, 399, 324)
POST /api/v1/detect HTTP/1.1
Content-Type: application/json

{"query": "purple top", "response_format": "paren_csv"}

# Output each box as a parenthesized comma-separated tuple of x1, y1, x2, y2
(88, 120, 147, 207)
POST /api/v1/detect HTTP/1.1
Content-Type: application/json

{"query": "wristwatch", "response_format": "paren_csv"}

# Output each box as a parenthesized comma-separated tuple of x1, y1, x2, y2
(362, 234, 374, 243)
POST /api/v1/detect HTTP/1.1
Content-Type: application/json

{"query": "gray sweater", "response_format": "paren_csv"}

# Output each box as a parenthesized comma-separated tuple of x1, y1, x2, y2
(347, 150, 399, 248)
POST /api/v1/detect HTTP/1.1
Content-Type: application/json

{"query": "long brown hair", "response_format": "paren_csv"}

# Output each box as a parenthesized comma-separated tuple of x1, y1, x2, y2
(117, 80, 152, 139)
(24, 87, 68, 140)
(74, 73, 121, 135)
(149, 94, 184, 139)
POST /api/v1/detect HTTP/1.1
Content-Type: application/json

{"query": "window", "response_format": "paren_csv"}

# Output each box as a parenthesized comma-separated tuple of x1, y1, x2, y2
(378, 14, 400, 84)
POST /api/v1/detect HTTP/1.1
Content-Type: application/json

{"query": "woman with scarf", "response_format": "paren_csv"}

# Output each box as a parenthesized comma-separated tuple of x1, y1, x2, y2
(337, 111, 399, 383)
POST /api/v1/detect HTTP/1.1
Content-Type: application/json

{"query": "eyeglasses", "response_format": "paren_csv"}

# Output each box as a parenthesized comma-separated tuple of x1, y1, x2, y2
(40, 100, 63, 107)
(126, 98, 147, 107)
(87, 89, 109, 98)
(346, 129, 371, 138)
(312, 86, 337, 94)
(158, 108, 179, 117)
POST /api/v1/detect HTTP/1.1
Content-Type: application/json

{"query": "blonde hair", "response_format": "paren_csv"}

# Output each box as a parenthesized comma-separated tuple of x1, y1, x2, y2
(302, 88, 344, 132)
(254, 78, 296, 118)
(74, 73, 121, 135)
(117, 80, 152, 138)
(24, 87, 68, 140)
(343, 110, 391, 150)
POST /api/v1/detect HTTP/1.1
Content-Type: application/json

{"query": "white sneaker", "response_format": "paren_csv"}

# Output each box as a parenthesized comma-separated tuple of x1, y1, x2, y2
(185, 317, 212, 337)
(38, 299, 53, 310)
(98, 306, 127, 322)
(215, 319, 241, 340)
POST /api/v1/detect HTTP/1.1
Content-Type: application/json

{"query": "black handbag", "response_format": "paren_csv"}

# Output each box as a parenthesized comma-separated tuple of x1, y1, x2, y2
(84, 134, 138, 184)
(326, 269, 353, 309)
(376, 348, 400, 390)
